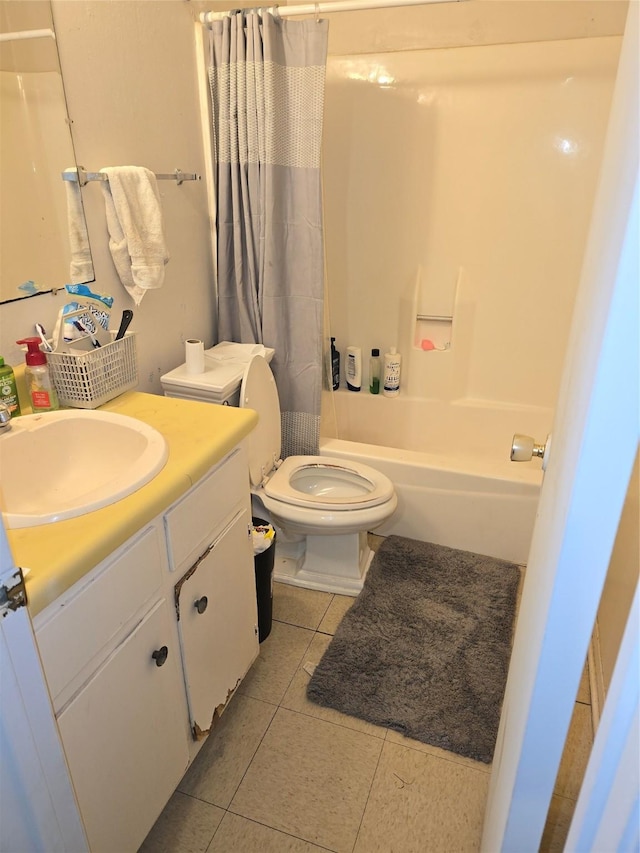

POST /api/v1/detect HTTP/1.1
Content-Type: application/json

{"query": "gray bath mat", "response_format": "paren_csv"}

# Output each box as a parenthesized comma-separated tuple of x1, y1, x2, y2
(307, 536, 520, 763)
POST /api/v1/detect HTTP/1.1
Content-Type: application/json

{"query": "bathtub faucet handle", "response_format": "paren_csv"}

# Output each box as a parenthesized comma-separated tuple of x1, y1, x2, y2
(511, 433, 551, 470)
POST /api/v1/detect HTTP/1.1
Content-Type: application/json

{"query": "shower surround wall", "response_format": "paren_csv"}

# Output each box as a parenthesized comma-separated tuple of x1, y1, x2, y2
(323, 36, 621, 412)
(320, 32, 621, 561)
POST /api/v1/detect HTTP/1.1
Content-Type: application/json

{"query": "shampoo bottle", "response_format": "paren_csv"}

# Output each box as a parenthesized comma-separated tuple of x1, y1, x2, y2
(383, 347, 402, 397)
(369, 348, 381, 394)
(346, 346, 362, 392)
(0, 357, 21, 417)
(16, 337, 59, 413)
(331, 337, 340, 390)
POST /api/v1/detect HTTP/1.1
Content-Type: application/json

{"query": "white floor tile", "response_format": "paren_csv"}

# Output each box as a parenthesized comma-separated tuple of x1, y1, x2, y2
(273, 582, 334, 630)
(138, 791, 224, 853)
(238, 620, 315, 705)
(354, 740, 490, 853)
(554, 701, 593, 800)
(178, 694, 276, 809)
(208, 812, 329, 852)
(317, 595, 354, 635)
(230, 707, 383, 853)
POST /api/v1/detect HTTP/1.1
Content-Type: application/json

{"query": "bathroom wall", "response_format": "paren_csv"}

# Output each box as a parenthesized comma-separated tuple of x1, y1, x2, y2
(322, 35, 622, 413)
(0, 1, 632, 674)
(0, 0, 215, 392)
(0, 0, 627, 395)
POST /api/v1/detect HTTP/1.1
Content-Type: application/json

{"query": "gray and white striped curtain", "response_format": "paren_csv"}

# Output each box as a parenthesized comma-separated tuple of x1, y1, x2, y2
(208, 11, 328, 458)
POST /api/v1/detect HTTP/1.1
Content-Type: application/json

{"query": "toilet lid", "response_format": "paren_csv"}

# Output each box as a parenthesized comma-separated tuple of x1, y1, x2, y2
(240, 355, 281, 487)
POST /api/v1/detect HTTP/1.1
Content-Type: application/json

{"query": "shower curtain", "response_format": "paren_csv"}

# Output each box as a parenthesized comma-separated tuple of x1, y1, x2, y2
(208, 11, 329, 458)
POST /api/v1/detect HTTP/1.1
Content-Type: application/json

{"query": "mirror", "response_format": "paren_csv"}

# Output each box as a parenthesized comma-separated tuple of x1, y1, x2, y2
(0, 0, 94, 304)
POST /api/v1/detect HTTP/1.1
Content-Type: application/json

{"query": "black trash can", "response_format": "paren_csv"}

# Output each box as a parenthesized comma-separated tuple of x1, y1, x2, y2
(252, 517, 276, 642)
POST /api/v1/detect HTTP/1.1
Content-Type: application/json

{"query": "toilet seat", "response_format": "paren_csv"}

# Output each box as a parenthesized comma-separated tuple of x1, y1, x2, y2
(265, 456, 394, 510)
(240, 356, 394, 510)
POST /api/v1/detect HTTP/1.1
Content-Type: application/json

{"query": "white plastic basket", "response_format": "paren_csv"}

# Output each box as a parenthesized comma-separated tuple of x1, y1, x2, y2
(48, 333, 138, 409)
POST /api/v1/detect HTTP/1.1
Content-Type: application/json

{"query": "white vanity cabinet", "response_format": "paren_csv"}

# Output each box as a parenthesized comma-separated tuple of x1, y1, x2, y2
(34, 524, 189, 853)
(31, 444, 260, 853)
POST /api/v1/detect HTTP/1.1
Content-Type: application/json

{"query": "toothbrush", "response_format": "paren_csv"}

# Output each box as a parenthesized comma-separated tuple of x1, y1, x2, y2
(35, 323, 53, 352)
(73, 319, 101, 348)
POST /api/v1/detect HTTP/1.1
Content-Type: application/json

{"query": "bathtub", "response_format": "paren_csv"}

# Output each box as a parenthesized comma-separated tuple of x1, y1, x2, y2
(320, 392, 551, 565)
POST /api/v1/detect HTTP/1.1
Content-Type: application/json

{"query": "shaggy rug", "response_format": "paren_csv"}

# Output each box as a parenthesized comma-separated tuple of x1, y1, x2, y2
(306, 536, 521, 763)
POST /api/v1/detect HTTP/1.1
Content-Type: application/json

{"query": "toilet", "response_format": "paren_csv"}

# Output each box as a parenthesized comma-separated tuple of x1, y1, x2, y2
(161, 345, 397, 596)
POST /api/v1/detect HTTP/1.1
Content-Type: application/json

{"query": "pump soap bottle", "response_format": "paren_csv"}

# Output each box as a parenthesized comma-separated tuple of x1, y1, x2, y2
(16, 337, 59, 413)
(0, 357, 21, 416)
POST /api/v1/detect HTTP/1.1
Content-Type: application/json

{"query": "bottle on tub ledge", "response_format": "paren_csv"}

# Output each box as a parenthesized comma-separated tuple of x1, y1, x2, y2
(369, 348, 381, 394)
(383, 346, 402, 397)
(346, 346, 362, 391)
(330, 337, 340, 390)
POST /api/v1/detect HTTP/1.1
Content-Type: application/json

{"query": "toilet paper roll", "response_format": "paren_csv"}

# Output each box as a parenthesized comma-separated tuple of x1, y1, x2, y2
(185, 339, 205, 374)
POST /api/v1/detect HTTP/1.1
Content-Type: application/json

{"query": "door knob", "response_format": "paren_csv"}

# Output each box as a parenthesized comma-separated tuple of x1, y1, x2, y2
(511, 434, 552, 469)
(152, 646, 169, 667)
(194, 596, 208, 614)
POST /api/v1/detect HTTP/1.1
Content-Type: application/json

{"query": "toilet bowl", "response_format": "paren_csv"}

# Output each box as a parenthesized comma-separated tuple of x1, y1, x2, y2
(239, 355, 397, 595)
(161, 346, 397, 596)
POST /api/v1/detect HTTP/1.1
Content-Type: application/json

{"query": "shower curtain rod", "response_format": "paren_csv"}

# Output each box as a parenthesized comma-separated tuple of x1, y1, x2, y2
(200, 0, 465, 25)
(0, 28, 55, 43)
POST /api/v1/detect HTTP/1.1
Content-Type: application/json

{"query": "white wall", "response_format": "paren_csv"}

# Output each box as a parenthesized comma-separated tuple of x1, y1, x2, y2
(0, 0, 216, 395)
(323, 36, 621, 413)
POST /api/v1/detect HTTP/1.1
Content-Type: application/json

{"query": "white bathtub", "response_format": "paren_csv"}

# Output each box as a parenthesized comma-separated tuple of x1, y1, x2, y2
(320, 392, 552, 565)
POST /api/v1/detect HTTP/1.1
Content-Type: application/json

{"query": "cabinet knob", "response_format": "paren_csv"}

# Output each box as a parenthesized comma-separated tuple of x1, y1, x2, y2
(194, 596, 208, 615)
(152, 646, 169, 667)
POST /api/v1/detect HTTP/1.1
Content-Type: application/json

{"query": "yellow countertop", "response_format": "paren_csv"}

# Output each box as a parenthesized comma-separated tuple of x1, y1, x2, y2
(6, 392, 258, 618)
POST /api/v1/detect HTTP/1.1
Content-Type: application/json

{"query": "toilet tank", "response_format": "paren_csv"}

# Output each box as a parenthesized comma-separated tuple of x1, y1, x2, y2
(160, 342, 275, 406)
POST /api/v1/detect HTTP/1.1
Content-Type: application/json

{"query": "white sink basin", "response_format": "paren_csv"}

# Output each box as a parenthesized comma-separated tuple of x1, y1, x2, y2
(0, 410, 168, 529)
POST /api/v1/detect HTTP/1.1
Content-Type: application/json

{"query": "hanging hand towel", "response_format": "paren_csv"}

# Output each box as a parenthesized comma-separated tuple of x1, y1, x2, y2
(64, 168, 93, 284)
(99, 166, 169, 306)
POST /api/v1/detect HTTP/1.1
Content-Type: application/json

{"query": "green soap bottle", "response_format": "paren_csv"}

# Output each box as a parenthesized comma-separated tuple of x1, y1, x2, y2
(0, 356, 21, 417)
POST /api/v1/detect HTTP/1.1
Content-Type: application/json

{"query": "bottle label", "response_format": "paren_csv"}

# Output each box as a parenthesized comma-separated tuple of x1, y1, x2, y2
(1, 383, 19, 413)
(32, 389, 52, 409)
(384, 362, 400, 390)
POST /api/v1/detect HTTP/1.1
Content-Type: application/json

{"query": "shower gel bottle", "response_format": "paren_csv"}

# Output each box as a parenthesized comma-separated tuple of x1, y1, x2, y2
(369, 349, 381, 394)
(383, 347, 402, 397)
(346, 346, 362, 391)
(331, 337, 340, 390)
(0, 357, 21, 416)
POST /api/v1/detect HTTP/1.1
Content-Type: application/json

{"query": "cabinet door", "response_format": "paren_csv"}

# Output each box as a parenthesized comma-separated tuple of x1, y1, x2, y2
(176, 510, 259, 737)
(56, 598, 189, 853)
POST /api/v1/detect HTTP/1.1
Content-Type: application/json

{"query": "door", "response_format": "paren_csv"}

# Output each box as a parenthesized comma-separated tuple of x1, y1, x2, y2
(0, 524, 88, 853)
(175, 510, 259, 738)
(56, 597, 189, 853)
(481, 4, 639, 849)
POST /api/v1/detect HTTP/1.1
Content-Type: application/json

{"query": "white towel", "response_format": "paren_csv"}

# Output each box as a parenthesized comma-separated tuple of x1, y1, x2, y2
(99, 166, 169, 306)
(64, 168, 93, 284)
(206, 341, 268, 362)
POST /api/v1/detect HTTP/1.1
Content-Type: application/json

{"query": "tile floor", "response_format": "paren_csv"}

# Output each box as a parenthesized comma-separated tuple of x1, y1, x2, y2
(140, 542, 593, 853)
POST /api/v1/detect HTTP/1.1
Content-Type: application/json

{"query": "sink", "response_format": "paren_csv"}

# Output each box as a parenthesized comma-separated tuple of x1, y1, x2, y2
(0, 410, 168, 529)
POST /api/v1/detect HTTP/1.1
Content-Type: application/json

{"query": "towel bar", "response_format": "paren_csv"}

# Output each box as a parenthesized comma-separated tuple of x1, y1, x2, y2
(62, 167, 200, 186)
